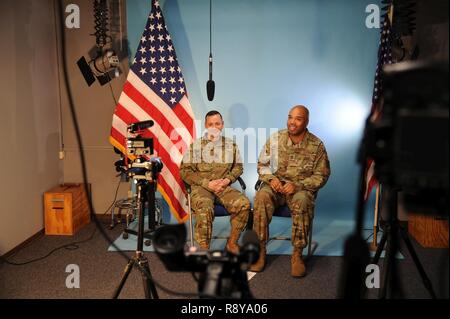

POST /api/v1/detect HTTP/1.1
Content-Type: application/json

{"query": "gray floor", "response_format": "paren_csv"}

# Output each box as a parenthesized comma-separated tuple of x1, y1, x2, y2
(0, 220, 448, 299)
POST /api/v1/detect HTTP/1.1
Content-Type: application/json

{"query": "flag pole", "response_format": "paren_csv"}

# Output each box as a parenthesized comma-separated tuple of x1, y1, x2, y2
(369, 183, 381, 251)
(368, 2, 393, 252)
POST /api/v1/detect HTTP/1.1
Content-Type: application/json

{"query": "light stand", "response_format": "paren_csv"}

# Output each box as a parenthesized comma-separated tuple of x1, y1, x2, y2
(370, 186, 436, 299)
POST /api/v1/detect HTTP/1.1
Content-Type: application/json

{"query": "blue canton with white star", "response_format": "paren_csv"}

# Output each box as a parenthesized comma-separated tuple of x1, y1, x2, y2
(372, 15, 393, 104)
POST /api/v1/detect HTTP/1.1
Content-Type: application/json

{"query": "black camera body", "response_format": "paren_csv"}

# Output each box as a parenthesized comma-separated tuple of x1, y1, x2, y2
(364, 59, 449, 214)
(153, 224, 259, 299)
(126, 137, 153, 156)
(119, 120, 163, 182)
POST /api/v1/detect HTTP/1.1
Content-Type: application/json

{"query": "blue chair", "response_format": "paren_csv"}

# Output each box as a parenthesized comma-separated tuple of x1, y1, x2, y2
(254, 180, 317, 258)
(185, 177, 247, 247)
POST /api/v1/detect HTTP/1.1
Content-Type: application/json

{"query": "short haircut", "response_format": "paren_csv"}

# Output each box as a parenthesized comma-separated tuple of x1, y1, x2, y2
(291, 105, 310, 119)
(205, 110, 223, 121)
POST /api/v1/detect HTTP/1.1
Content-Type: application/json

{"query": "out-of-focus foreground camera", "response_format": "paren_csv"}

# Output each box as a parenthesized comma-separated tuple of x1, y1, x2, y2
(153, 224, 259, 299)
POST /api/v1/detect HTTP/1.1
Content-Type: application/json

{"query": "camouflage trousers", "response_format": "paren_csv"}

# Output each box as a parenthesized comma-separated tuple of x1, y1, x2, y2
(190, 185, 250, 247)
(253, 184, 315, 249)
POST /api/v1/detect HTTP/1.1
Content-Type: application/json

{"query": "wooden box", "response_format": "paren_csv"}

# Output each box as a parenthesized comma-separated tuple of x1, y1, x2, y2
(408, 213, 449, 248)
(44, 183, 91, 235)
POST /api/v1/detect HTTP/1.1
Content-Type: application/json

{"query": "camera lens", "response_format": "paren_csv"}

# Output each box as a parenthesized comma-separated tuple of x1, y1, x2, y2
(153, 224, 186, 254)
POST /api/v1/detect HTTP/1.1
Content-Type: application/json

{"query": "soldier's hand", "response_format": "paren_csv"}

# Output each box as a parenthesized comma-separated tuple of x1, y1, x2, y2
(214, 185, 227, 195)
(208, 180, 222, 192)
(221, 178, 231, 187)
(270, 178, 283, 193)
(281, 182, 296, 195)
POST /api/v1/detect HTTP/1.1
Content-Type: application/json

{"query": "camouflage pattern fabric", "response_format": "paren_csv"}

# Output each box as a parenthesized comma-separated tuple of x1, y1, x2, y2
(180, 136, 250, 247)
(254, 129, 330, 248)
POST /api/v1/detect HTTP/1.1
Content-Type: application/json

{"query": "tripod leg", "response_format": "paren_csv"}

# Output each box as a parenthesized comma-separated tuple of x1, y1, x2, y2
(360, 231, 386, 298)
(399, 227, 437, 299)
(379, 219, 405, 299)
(137, 254, 159, 299)
(372, 232, 387, 265)
(146, 182, 156, 231)
(112, 258, 135, 299)
(379, 231, 392, 299)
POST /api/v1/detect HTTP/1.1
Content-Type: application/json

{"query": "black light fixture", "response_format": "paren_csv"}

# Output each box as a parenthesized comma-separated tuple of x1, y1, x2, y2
(77, 0, 120, 86)
(78, 49, 119, 86)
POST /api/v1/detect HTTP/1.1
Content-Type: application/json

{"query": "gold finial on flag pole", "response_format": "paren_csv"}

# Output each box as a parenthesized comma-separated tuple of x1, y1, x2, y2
(369, 184, 381, 251)
(388, 3, 394, 25)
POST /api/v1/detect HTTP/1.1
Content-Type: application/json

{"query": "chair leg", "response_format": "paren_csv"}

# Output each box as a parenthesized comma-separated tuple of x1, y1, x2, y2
(187, 193, 195, 248)
(307, 218, 314, 257)
(110, 206, 116, 229)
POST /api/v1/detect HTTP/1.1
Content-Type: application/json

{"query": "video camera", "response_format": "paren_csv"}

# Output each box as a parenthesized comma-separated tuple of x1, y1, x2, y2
(126, 120, 155, 157)
(153, 224, 260, 299)
(363, 59, 449, 215)
(113, 120, 163, 182)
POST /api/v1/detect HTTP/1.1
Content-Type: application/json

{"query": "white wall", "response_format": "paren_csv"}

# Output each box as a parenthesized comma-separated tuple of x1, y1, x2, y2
(0, 0, 62, 254)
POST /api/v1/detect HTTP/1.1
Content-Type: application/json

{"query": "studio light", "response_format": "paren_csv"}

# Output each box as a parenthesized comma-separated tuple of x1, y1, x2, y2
(77, 49, 119, 86)
(77, 0, 121, 87)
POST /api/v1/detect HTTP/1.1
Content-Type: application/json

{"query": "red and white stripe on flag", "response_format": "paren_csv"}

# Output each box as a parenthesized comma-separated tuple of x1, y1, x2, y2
(110, 1, 195, 222)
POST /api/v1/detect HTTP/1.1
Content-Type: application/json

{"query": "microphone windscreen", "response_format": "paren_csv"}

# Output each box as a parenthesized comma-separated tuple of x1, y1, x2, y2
(207, 80, 215, 101)
(129, 120, 155, 132)
(137, 120, 154, 130)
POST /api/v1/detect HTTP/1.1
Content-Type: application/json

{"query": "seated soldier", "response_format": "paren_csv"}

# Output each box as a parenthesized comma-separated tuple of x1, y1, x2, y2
(250, 105, 331, 277)
(180, 110, 250, 254)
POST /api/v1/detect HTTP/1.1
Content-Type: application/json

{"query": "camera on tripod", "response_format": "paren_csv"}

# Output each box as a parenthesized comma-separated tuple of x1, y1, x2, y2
(364, 59, 449, 215)
(124, 120, 163, 181)
(126, 120, 154, 157)
(112, 119, 166, 299)
(153, 224, 259, 299)
(343, 59, 449, 299)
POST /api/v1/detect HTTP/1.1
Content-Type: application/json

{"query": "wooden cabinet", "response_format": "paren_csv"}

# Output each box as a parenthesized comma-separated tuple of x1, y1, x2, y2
(408, 213, 449, 248)
(44, 184, 91, 235)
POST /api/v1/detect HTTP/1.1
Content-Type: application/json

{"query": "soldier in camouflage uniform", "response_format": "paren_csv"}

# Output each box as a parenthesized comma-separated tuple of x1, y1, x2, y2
(180, 110, 250, 254)
(250, 105, 330, 277)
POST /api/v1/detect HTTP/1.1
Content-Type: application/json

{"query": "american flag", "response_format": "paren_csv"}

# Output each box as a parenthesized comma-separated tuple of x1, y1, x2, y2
(110, 0, 195, 221)
(364, 8, 394, 200)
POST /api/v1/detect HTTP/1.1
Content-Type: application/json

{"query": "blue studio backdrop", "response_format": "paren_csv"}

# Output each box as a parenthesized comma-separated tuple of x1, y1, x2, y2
(126, 0, 382, 226)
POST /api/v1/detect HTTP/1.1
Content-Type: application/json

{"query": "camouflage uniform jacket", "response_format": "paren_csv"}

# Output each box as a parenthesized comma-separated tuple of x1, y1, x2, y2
(180, 136, 243, 189)
(258, 129, 330, 193)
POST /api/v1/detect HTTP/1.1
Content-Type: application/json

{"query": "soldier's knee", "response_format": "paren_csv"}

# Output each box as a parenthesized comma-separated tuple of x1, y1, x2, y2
(192, 198, 214, 211)
(241, 197, 251, 211)
(255, 189, 272, 204)
(228, 196, 250, 215)
(293, 190, 312, 201)
(291, 191, 314, 211)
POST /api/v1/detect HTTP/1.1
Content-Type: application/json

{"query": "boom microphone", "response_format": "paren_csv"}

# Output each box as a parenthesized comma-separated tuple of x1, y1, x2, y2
(207, 53, 215, 101)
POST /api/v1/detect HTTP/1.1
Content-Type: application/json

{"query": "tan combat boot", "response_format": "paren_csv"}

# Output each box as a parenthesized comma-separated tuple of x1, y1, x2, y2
(226, 227, 241, 255)
(199, 242, 209, 250)
(291, 248, 306, 277)
(249, 243, 266, 272)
